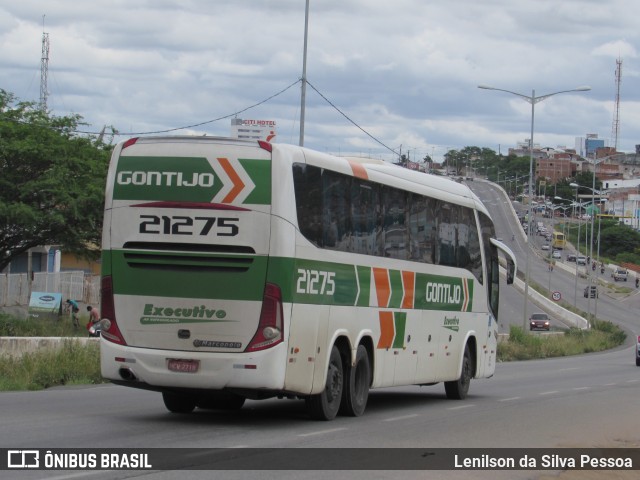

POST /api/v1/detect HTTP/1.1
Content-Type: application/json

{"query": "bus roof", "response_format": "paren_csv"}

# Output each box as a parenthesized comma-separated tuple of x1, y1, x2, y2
(114, 136, 491, 219)
(288, 144, 487, 215)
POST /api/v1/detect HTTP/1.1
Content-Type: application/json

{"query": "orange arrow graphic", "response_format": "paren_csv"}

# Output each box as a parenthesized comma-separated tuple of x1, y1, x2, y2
(218, 157, 245, 203)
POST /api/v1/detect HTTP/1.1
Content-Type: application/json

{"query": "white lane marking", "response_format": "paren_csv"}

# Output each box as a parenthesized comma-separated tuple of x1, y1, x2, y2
(298, 427, 347, 437)
(499, 397, 521, 402)
(539, 391, 558, 395)
(384, 414, 420, 422)
(447, 404, 475, 411)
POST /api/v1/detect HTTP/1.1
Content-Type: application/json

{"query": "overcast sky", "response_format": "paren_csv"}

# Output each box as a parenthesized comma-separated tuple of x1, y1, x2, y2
(1, 0, 638, 162)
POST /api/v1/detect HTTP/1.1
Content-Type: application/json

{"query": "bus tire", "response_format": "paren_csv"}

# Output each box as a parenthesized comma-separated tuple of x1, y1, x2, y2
(340, 344, 370, 417)
(197, 392, 246, 411)
(306, 345, 343, 421)
(162, 392, 197, 413)
(444, 344, 473, 400)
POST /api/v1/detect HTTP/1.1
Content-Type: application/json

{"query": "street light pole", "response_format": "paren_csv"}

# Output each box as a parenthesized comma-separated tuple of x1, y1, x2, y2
(571, 185, 581, 307)
(478, 84, 591, 332)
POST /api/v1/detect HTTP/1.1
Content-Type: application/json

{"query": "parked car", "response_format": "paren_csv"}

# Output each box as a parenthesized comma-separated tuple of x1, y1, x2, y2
(529, 312, 551, 331)
(612, 268, 628, 282)
(584, 285, 598, 298)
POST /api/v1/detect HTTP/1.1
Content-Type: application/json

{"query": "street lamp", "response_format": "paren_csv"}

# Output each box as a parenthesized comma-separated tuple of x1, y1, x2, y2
(478, 84, 591, 331)
(569, 183, 583, 307)
(571, 179, 608, 319)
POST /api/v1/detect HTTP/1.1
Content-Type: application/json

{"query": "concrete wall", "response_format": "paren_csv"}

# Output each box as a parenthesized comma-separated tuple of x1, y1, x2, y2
(0, 337, 99, 359)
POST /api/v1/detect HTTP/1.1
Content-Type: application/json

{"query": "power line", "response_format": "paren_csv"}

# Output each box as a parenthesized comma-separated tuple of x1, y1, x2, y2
(63, 77, 401, 158)
(305, 80, 399, 156)
(74, 79, 302, 136)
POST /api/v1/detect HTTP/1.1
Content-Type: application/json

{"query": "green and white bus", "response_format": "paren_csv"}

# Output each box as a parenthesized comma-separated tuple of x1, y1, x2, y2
(99, 136, 516, 420)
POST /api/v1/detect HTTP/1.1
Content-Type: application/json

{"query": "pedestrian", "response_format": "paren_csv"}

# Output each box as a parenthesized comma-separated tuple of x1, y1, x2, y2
(66, 299, 80, 328)
(86, 305, 100, 324)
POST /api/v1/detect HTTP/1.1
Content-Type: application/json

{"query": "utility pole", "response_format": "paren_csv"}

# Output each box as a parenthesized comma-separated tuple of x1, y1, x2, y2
(611, 58, 622, 151)
(39, 15, 50, 111)
(299, 0, 310, 147)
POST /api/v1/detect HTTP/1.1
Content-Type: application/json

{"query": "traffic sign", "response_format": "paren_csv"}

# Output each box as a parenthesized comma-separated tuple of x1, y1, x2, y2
(551, 291, 562, 301)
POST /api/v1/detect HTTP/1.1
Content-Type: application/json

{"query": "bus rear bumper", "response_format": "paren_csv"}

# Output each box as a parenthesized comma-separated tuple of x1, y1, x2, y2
(100, 338, 287, 392)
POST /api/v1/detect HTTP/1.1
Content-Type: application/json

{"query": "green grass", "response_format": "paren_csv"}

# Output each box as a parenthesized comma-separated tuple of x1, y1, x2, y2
(0, 313, 87, 337)
(498, 320, 626, 362)
(0, 339, 103, 391)
(0, 313, 104, 391)
(0, 312, 628, 391)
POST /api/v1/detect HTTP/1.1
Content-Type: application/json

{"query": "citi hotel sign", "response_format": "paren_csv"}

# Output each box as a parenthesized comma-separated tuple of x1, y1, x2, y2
(240, 120, 276, 127)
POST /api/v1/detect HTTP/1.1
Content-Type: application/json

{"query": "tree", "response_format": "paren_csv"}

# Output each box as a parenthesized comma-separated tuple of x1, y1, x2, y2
(599, 224, 640, 260)
(0, 89, 112, 272)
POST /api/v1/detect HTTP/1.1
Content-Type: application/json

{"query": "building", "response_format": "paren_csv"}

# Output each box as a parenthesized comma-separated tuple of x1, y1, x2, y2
(508, 139, 548, 160)
(2, 247, 100, 275)
(536, 157, 574, 184)
(575, 134, 606, 158)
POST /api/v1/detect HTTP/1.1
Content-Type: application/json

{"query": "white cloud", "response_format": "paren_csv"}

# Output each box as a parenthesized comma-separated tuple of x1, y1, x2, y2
(1, 0, 638, 160)
(592, 40, 637, 59)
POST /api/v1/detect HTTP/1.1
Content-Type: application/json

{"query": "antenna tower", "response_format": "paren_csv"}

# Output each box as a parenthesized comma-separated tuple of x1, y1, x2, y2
(39, 16, 49, 111)
(611, 57, 622, 151)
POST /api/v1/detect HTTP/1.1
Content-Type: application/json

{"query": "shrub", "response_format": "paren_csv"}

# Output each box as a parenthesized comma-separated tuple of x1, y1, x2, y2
(0, 340, 102, 391)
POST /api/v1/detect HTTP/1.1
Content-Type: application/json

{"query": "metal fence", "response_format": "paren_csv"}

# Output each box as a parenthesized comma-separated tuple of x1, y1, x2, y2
(0, 271, 100, 307)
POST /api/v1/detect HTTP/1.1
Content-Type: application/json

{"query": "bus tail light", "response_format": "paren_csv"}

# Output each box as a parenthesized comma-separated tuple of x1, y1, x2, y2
(246, 283, 284, 352)
(100, 275, 127, 346)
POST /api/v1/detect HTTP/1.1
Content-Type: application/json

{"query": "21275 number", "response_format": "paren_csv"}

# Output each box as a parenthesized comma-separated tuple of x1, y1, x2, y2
(296, 269, 336, 296)
(139, 215, 239, 236)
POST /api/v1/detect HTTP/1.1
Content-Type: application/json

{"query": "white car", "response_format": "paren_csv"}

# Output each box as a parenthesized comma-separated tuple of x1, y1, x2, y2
(612, 268, 628, 282)
(541, 244, 550, 251)
(552, 250, 561, 259)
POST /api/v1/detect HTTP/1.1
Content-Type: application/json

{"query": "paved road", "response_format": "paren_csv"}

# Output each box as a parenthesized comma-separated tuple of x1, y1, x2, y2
(469, 180, 640, 338)
(1, 179, 639, 480)
(0, 341, 638, 479)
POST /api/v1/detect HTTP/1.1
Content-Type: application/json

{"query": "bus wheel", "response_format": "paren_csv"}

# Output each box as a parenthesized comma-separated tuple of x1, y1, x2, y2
(197, 392, 246, 411)
(444, 345, 473, 400)
(306, 345, 343, 420)
(340, 344, 370, 417)
(162, 392, 197, 413)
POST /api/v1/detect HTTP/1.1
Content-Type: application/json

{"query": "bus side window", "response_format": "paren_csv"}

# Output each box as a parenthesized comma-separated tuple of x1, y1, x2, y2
(293, 163, 323, 247)
(380, 186, 408, 260)
(351, 180, 379, 256)
(322, 172, 351, 249)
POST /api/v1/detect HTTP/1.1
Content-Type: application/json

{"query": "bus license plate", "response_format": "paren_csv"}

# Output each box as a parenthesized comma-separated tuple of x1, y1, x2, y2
(167, 359, 200, 373)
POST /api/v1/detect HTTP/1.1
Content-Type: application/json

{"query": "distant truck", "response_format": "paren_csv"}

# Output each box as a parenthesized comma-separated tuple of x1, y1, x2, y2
(612, 268, 628, 282)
